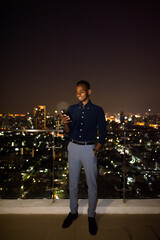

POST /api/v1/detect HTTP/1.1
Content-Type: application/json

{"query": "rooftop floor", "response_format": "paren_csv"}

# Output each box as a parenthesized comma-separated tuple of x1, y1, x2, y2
(0, 199, 160, 240)
(0, 214, 160, 240)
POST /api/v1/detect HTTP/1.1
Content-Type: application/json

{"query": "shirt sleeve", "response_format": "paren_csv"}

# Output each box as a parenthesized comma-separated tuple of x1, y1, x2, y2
(97, 107, 107, 145)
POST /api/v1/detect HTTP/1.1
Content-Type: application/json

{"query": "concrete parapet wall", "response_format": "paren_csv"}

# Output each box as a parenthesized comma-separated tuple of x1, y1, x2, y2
(0, 199, 160, 214)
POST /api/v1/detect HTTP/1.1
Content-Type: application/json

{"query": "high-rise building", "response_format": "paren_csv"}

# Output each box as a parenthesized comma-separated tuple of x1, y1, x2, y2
(120, 111, 125, 124)
(33, 105, 46, 129)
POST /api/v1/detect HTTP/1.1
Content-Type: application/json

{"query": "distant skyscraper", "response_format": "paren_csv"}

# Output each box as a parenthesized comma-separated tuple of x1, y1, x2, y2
(33, 105, 46, 129)
(120, 111, 125, 124)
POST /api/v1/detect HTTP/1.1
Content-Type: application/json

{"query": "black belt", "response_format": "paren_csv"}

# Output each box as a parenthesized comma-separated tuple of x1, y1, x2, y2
(71, 140, 94, 145)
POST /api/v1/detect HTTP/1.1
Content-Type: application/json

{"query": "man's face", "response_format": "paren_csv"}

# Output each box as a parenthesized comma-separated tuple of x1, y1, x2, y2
(76, 84, 91, 102)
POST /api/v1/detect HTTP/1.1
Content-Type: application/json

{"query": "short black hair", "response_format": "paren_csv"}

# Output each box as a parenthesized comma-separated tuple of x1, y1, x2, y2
(76, 80, 90, 90)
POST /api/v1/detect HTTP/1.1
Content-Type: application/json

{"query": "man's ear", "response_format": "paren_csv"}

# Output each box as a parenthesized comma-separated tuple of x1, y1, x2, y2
(88, 89, 91, 96)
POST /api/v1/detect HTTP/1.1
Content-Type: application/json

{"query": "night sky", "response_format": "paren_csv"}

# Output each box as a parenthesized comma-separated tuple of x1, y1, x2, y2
(1, 1, 160, 114)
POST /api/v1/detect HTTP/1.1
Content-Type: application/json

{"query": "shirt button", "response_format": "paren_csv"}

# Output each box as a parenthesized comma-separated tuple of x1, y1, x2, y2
(81, 123, 83, 125)
(80, 129, 82, 131)
(82, 111, 84, 114)
(79, 135, 81, 138)
(82, 116, 84, 118)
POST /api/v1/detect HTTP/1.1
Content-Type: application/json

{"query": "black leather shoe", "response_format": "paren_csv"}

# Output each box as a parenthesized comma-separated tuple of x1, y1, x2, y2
(62, 212, 78, 228)
(88, 217, 97, 235)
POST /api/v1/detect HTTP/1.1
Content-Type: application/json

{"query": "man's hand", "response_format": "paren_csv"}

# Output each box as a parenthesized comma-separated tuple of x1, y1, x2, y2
(93, 143, 102, 155)
(60, 113, 72, 124)
(60, 112, 72, 133)
(93, 149, 98, 155)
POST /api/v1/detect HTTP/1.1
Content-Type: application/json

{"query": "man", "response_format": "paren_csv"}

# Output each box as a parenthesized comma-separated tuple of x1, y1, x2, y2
(61, 80, 106, 235)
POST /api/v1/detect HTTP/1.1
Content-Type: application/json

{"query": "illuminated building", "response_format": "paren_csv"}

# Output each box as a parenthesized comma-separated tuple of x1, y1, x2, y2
(0, 110, 160, 200)
(33, 105, 46, 129)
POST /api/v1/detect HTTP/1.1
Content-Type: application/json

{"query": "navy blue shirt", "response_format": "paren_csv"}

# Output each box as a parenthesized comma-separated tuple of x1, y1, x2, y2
(67, 101, 107, 145)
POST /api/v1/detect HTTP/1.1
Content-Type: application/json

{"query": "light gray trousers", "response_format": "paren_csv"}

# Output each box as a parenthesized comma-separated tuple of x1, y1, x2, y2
(67, 141, 97, 217)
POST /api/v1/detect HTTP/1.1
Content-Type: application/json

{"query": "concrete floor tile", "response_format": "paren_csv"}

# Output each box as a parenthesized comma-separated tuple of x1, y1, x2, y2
(0, 226, 75, 240)
(152, 227, 160, 239)
(128, 227, 158, 240)
(76, 227, 130, 240)
(46, 227, 76, 240)
(0, 227, 36, 240)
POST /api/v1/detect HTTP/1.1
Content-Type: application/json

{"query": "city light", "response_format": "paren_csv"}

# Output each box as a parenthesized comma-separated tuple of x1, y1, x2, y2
(0, 109, 160, 200)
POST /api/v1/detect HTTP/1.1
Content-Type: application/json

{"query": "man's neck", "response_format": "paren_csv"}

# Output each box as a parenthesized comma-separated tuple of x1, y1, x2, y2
(82, 98, 90, 107)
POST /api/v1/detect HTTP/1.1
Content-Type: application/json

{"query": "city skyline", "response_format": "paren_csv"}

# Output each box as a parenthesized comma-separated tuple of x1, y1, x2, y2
(1, 105, 160, 131)
(0, 105, 159, 116)
(1, 1, 160, 114)
(1, 109, 160, 200)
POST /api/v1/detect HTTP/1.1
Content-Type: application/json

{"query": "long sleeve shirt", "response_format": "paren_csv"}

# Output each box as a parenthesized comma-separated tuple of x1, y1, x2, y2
(67, 100, 107, 145)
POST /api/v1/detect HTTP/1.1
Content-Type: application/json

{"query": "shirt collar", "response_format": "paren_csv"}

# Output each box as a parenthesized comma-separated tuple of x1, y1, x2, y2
(78, 100, 92, 109)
